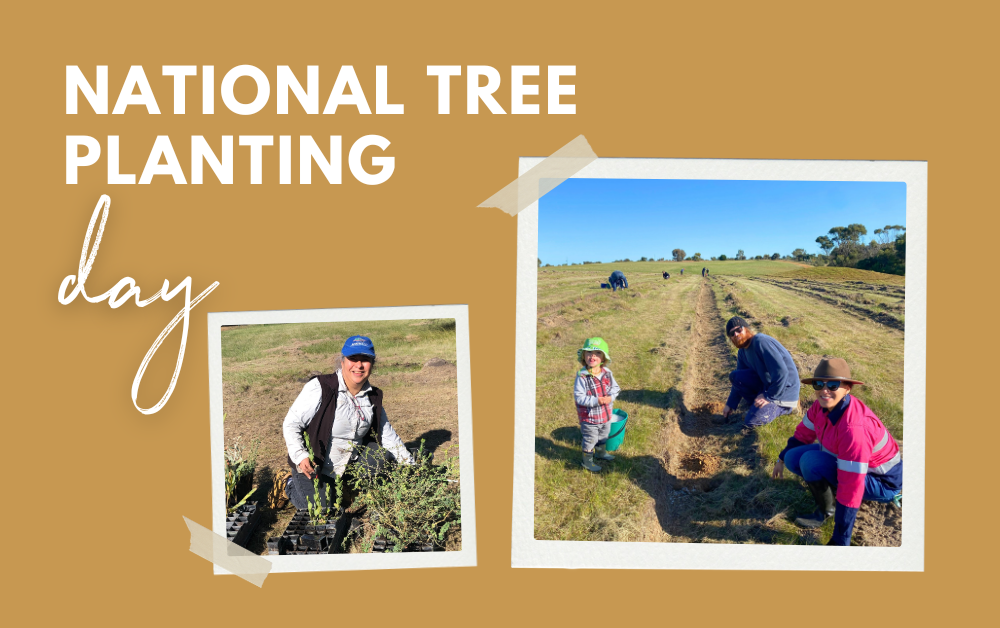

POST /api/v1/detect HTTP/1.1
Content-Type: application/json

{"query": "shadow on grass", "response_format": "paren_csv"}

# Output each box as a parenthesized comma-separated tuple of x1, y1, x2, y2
(617, 387, 681, 411)
(535, 435, 816, 544)
(429, 319, 456, 333)
(406, 429, 453, 457)
(245, 465, 285, 555)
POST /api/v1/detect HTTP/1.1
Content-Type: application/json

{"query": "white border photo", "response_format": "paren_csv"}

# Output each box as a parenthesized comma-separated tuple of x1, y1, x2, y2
(513, 158, 926, 570)
(208, 304, 476, 573)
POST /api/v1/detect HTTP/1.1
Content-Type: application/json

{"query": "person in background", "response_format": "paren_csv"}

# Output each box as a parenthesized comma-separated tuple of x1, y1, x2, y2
(718, 317, 800, 427)
(773, 358, 902, 546)
(608, 270, 628, 292)
(573, 337, 621, 473)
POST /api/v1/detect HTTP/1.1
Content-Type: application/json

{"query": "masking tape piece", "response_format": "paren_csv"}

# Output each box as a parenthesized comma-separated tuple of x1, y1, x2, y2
(183, 516, 272, 587)
(478, 135, 597, 216)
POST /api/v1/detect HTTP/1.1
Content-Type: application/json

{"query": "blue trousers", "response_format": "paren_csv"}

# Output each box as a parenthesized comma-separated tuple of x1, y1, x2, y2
(725, 369, 795, 427)
(783, 444, 898, 503)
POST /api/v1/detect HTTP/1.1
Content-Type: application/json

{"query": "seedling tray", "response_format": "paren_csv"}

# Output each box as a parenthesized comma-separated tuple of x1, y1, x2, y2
(267, 509, 352, 555)
(225, 502, 260, 548)
(367, 514, 441, 553)
(371, 535, 439, 553)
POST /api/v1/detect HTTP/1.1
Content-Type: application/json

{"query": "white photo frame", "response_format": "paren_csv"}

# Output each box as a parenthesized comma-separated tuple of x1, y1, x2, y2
(208, 304, 476, 573)
(513, 158, 926, 570)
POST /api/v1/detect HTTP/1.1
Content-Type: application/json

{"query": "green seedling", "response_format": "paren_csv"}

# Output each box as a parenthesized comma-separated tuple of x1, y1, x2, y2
(344, 439, 461, 552)
(303, 432, 336, 526)
(224, 436, 260, 514)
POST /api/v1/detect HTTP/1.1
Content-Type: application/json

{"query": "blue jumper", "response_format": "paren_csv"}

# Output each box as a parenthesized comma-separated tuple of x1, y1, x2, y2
(726, 334, 800, 407)
(608, 270, 628, 291)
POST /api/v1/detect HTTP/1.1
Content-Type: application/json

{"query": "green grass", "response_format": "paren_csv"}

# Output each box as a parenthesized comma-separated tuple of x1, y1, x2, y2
(713, 276, 904, 441)
(535, 264, 905, 545)
(535, 278, 699, 541)
(222, 319, 456, 374)
(774, 266, 905, 285)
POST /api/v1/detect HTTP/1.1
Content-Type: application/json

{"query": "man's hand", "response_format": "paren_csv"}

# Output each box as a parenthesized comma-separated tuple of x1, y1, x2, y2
(754, 394, 770, 409)
(297, 458, 315, 479)
(772, 459, 785, 479)
(598, 396, 612, 405)
(722, 404, 732, 419)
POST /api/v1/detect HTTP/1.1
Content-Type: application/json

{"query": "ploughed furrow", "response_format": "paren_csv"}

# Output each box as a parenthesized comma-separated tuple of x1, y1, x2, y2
(788, 278, 906, 298)
(765, 278, 906, 311)
(651, 279, 756, 540)
(748, 277, 904, 331)
(534, 276, 702, 543)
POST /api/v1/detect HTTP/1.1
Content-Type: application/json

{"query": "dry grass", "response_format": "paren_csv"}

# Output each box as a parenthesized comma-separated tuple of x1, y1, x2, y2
(222, 319, 461, 554)
(535, 265, 904, 546)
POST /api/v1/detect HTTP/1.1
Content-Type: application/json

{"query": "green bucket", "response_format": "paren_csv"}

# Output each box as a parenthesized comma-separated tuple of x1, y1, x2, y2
(605, 409, 629, 452)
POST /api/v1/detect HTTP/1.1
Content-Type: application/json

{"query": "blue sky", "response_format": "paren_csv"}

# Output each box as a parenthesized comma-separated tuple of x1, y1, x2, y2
(538, 178, 907, 265)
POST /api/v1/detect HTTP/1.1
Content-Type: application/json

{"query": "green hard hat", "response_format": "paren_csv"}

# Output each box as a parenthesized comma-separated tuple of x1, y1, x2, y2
(578, 337, 611, 363)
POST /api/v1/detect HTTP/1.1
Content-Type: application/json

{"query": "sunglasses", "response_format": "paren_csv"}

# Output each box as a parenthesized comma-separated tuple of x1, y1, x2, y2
(727, 326, 744, 338)
(344, 354, 373, 364)
(811, 381, 843, 391)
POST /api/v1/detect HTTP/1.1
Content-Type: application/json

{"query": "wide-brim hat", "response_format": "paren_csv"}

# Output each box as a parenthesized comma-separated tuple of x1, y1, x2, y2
(801, 357, 865, 386)
(577, 337, 611, 363)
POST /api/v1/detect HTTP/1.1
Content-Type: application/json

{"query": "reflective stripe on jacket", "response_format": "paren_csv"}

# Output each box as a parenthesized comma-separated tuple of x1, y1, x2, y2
(792, 395, 901, 508)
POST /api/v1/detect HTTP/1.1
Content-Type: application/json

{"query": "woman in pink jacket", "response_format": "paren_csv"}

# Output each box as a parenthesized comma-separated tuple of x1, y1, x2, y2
(772, 358, 902, 545)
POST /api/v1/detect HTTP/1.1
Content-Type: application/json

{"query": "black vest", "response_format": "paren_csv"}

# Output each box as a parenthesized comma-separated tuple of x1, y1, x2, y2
(287, 373, 384, 470)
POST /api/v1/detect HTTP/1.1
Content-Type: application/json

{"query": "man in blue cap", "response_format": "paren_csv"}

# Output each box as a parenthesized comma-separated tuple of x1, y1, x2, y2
(718, 317, 801, 427)
(281, 335, 414, 511)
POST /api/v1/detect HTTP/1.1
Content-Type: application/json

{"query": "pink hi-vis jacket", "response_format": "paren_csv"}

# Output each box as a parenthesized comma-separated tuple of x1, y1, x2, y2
(794, 396, 901, 509)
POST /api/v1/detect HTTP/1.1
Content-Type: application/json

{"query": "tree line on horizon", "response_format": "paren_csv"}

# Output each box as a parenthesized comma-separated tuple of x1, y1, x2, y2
(538, 224, 905, 275)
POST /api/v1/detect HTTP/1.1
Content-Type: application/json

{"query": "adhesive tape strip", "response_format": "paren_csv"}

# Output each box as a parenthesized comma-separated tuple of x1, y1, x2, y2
(478, 135, 597, 216)
(183, 516, 272, 587)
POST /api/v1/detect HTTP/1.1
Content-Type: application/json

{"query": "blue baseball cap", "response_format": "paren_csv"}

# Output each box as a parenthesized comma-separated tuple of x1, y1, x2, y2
(341, 335, 376, 358)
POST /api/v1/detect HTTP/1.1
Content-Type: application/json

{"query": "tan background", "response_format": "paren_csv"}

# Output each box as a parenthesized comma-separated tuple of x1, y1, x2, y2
(3, 0, 995, 624)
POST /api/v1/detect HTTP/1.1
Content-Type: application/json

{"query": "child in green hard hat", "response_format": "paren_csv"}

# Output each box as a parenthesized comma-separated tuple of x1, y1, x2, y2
(574, 337, 622, 472)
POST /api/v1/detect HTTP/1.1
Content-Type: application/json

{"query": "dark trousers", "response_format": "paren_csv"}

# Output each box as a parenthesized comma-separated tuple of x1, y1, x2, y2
(288, 441, 398, 511)
(783, 444, 899, 503)
(725, 369, 794, 427)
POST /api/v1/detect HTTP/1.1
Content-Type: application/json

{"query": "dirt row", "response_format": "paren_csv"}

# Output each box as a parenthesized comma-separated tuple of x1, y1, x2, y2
(748, 276, 905, 331)
(650, 280, 786, 542)
(535, 272, 902, 545)
(787, 277, 906, 297)
(645, 277, 901, 546)
(767, 279, 906, 310)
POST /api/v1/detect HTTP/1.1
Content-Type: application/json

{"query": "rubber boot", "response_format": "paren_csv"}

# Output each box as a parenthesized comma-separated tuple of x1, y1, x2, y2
(581, 452, 602, 473)
(595, 445, 615, 461)
(794, 479, 836, 528)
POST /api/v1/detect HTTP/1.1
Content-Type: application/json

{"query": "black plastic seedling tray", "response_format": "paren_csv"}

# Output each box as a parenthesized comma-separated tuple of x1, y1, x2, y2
(267, 509, 352, 555)
(368, 515, 440, 553)
(370, 535, 439, 553)
(226, 502, 260, 548)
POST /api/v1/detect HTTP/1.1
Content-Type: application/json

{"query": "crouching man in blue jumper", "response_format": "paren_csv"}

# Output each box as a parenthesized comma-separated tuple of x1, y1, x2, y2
(717, 316, 801, 427)
(608, 270, 628, 292)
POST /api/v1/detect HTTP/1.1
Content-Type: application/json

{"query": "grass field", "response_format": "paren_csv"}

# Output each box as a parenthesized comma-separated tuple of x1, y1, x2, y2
(535, 261, 904, 545)
(222, 319, 461, 553)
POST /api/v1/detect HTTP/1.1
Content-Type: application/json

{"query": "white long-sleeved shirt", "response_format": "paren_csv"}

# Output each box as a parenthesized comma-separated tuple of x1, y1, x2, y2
(282, 370, 412, 477)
